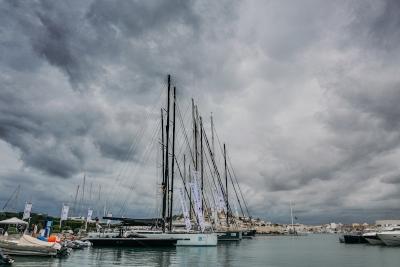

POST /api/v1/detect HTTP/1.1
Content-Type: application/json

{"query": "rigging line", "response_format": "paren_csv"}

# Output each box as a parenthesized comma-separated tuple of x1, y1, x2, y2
(105, 82, 166, 201)
(120, 118, 162, 211)
(113, 122, 161, 215)
(114, 117, 162, 214)
(227, 166, 245, 217)
(201, 125, 231, 215)
(203, 141, 221, 197)
(107, 87, 165, 209)
(173, 151, 200, 226)
(213, 125, 251, 218)
(117, 119, 162, 215)
(227, 157, 251, 217)
(176, 102, 195, 166)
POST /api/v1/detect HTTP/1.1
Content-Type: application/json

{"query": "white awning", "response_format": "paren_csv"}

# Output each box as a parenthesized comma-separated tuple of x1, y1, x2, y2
(0, 217, 28, 225)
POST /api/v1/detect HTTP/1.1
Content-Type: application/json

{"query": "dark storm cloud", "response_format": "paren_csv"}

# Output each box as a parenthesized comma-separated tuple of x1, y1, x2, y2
(1, 0, 400, 224)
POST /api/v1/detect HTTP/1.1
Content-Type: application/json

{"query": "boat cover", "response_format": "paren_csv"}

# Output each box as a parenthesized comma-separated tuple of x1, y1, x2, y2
(18, 235, 61, 250)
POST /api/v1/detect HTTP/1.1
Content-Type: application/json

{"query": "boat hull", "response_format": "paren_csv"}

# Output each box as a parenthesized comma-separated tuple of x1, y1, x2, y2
(140, 233, 217, 246)
(0, 242, 57, 256)
(364, 237, 384, 245)
(342, 234, 368, 244)
(217, 231, 242, 241)
(363, 233, 384, 245)
(377, 233, 400, 246)
(86, 237, 178, 247)
(242, 229, 256, 239)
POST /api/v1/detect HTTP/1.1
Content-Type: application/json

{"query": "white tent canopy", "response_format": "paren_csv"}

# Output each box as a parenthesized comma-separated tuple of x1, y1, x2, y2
(0, 217, 28, 225)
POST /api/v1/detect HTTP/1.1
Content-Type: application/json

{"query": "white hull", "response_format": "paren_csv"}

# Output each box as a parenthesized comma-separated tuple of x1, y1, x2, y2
(0, 235, 60, 256)
(364, 237, 384, 245)
(377, 232, 400, 246)
(140, 232, 218, 246)
(0, 241, 58, 256)
(363, 232, 384, 245)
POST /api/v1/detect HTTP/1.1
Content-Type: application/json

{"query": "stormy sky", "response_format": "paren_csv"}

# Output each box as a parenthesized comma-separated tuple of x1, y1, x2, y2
(1, 0, 400, 224)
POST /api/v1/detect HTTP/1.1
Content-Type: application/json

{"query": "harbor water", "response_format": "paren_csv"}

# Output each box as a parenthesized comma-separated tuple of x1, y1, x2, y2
(9, 234, 400, 266)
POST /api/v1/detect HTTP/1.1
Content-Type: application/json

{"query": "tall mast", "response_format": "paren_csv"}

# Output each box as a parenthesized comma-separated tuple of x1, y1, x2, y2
(183, 154, 186, 192)
(290, 201, 294, 232)
(192, 99, 198, 170)
(224, 143, 229, 226)
(72, 185, 80, 217)
(162, 74, 171, 232)
(80, 173, 86, 217)
(189, 164, 192, 220)
(211, 113, 215, 157)
(200, 116, 204, 213)
(161, 107, 166, 231)
(169, 86, 177, 231)
(97, 185, 101, 217)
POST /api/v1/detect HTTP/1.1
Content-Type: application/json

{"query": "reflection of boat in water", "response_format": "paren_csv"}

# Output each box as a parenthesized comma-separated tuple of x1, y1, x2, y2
(0, 234, 67, 256)
(0, 248, 14, 265)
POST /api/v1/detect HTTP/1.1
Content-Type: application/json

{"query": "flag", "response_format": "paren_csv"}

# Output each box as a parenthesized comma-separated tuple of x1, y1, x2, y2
(87, 209, 93, 221)
(22, 202, 32, 220)
(60, 205, 69, 221)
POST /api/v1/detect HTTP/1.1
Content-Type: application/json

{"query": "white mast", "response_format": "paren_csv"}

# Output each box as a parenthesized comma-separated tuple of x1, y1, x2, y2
(290, 201, 294, 233)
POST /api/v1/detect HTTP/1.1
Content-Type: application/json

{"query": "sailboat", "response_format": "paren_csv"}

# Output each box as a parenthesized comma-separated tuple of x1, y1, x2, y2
(136, 75, 217, 246)
(286, 202, 307, 236)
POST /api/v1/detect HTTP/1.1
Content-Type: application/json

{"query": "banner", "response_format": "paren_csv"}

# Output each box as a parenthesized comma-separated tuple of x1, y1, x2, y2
(60, 205, 69, 221)
(22, 202, 32, 220)
(87, 209, 93, 221)
(178, 187, 191, 231)
(189, 182, 205, 232)
(192, 171, 203, 211)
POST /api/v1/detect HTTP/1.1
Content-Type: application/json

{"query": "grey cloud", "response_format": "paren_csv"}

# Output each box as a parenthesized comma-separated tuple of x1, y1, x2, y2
(1, 0, 400, 224)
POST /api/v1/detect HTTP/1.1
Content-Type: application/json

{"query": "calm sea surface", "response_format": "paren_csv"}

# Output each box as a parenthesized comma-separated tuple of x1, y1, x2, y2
(10, 234, 400, 266)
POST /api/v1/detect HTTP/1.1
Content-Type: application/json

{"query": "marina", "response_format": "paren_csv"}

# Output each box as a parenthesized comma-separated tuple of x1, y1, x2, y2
(2, 235, 400, 267)
(1, 0, 400, 265)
